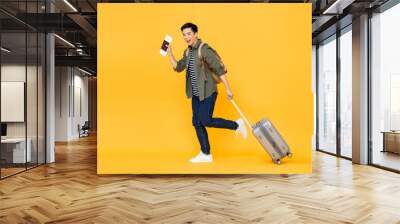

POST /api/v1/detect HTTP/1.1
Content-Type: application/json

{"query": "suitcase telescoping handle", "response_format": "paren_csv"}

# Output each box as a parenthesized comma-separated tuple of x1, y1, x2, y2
(229, 99, 253, 130)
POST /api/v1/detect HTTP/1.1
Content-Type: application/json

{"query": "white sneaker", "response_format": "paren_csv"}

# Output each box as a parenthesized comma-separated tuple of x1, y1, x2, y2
(189, 151, 213, 163)
(235, 118, 248, 139)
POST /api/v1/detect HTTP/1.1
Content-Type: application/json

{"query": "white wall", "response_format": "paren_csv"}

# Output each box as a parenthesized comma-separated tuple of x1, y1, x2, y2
(1, 64, 26, 81)
(1, 65, 37, 138)
(1, 65, 26, 133)
(55, 67, 70, 141)
(76, 71, 89, 139)
(1, 82, 25, 122)
(55, 67, 89, 141)
(1, 63, 46, 164)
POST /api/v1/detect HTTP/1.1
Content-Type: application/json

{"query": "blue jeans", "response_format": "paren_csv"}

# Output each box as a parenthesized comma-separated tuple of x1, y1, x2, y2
(192, 92, 238, 155)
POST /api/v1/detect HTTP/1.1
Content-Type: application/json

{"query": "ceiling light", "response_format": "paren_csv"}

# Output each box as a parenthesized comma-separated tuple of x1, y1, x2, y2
(322, 0, 355, 15)
(78, 67, 93, 76)
(63, 0, 78, 12)
(54, 34, 75, 48)
(1, 47, 11, 53)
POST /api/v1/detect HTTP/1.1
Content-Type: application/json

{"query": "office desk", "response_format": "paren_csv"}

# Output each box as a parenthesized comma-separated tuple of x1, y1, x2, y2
(382, 131, 400, 155)
(1, 138, 32, 163)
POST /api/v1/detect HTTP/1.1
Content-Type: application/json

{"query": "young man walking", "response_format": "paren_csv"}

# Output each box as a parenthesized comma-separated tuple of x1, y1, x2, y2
(167, 22, 248, 163)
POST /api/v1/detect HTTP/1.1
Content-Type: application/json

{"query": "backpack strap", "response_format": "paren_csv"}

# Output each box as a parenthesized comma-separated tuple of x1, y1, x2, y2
(185, 48, 189, 57)
(197, 43, 208, 81)
(198, 42, 205, 59)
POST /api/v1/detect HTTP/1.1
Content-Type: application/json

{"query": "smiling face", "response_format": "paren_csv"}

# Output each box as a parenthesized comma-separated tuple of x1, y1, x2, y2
(182, 28, 198, 47)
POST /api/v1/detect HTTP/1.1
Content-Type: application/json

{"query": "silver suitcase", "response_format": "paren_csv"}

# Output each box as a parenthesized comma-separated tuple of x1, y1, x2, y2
(252, 119, 292, 164)
(230, 99, 292, 165)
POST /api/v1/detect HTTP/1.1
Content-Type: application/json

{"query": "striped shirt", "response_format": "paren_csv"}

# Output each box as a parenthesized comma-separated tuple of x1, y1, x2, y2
(187, 49, 199, 96)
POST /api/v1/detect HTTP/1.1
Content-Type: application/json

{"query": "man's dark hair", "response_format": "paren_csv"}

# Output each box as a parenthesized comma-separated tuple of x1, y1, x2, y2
(181, 23, 198, 33)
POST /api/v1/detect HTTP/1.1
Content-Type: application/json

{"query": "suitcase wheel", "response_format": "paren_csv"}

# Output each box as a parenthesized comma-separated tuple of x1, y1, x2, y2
(274, 159, 281, 165)
(287, 152, 293, 158)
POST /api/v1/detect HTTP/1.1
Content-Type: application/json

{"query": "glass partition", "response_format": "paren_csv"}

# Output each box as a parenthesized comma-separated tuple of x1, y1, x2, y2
(317, 35, 337, 155)
(1, 30, 28, 177)
(371, 3, 400, 171)
(0, 1, 46, 179)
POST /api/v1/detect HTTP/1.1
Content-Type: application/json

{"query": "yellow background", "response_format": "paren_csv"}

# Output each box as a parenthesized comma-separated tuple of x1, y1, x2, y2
(98, 3, 312, 174)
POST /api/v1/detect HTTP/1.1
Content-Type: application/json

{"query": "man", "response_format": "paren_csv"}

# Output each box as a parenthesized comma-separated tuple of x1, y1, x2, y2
(167, 22, 248, 163)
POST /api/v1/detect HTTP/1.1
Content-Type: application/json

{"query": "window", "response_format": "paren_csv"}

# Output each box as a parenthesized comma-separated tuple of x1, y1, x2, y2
(371, 2, 400, 171)
(339, 27, 352, 158)
(318, 35, 337, 154)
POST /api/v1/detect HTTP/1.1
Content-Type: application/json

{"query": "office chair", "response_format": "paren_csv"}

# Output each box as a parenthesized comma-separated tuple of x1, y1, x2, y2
(79, 121, 90, 138)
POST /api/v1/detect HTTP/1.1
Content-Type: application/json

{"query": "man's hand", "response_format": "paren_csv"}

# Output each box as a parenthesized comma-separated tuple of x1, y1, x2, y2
(226, 89, 233, 100)
(167, 44, 172, 55)
(167, 45, 178, 69)
(220, 75, 234, 100)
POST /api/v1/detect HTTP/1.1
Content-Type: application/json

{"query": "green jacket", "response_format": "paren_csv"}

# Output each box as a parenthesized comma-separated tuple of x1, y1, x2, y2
(174, 39, 227, 101)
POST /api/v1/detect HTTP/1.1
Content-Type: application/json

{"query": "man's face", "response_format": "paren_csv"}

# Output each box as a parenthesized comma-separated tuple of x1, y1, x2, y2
(182, 28, 198, 46)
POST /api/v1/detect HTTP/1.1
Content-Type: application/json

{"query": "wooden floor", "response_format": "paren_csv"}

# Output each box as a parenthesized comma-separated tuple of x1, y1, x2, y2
(1, 134, 400, 224)
(372, 150, 400, 171)
(1, 167, 26, 178)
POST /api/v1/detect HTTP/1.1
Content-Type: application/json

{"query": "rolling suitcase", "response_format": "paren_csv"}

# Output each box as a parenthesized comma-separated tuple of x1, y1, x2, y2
(230, 99, 292, 165)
